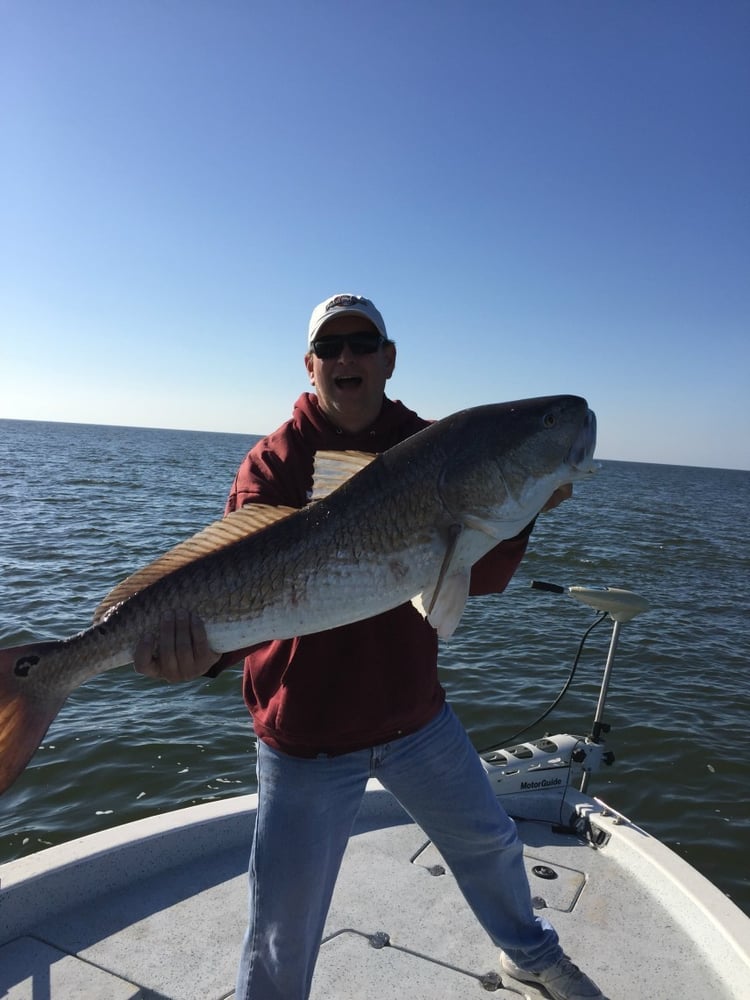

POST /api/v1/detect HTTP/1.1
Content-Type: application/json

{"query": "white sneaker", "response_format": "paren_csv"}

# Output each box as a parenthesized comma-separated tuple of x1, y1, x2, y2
(500, 953, 608, 1000)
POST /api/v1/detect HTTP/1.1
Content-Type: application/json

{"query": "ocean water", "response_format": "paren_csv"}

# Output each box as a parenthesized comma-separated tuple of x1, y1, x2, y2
(0, 417, 748, 917)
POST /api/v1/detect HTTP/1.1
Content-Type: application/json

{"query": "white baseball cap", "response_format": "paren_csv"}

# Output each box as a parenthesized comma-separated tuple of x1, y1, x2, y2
(307, 293, 388, 348)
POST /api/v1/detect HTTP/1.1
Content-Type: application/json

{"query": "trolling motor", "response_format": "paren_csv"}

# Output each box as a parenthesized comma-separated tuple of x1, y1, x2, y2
(531, 581, 650, 792)
(482, 582, 650, 817)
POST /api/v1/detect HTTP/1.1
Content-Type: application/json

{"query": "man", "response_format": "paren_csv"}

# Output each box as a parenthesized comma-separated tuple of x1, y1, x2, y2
(135, 294, 607, 1000)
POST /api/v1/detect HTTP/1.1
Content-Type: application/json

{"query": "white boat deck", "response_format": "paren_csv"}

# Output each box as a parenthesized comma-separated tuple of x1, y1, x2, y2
(2, 781, 749, 1000)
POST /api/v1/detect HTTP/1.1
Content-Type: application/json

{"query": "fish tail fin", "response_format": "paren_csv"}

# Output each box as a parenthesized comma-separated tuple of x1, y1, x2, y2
(0, 641, 69, 795)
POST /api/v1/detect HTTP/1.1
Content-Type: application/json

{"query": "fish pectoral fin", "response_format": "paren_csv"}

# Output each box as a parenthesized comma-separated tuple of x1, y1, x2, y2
(310, 450, 377, 501)
(92, 504, 298, 624)
(411, 523, 468, 640)
(412, 571, 471, 640)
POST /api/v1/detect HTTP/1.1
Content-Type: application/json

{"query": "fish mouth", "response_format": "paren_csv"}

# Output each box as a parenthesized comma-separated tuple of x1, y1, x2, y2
(568, 408, 597, 471)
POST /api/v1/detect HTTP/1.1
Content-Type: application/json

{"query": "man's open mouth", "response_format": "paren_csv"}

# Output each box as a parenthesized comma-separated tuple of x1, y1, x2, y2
(334, 376, 363, 388)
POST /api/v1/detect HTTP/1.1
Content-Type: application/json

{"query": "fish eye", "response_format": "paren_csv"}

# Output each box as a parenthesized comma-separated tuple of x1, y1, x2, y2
(543, 412, 556, 428)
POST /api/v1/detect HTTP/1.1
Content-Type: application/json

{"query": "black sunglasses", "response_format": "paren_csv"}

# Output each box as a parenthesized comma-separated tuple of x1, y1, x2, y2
(311, 331, 386, 360)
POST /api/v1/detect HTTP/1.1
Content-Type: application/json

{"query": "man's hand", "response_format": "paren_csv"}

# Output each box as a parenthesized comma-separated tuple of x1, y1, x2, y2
(133, 610, 220, 683)
(541, 483, 573, 513)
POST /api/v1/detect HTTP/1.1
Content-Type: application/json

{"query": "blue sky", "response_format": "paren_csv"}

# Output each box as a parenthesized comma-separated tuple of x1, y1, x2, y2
(1, 1, 748, 470)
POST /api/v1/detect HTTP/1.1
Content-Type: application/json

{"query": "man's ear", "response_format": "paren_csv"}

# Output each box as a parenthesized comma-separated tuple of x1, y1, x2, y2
(384, 342, 397, 380)
(305, 352, 315, 385)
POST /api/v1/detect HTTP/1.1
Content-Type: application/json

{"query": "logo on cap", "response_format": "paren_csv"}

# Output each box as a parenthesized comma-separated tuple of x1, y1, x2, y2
(326, 294, 370, 312)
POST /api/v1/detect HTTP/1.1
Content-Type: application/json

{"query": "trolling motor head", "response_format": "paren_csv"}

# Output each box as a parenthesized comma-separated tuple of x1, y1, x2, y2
(566, 586, 650, 623)
(531, 581, 650, 622)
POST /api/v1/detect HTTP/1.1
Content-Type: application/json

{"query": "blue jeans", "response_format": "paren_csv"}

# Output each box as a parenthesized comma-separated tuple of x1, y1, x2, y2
(235, 704, 562, 1000)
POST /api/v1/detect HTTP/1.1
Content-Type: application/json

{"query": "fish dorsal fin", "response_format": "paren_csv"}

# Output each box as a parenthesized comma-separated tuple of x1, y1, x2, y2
(310, 450, 376, 502)
(92, 504, 298, 623)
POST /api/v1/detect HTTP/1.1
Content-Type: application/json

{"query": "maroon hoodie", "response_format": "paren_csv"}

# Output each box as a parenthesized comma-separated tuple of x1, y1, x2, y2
(216, 392, 532, 757)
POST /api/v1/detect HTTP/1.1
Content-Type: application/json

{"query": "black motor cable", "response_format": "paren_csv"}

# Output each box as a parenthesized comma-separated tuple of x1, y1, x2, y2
(478, 610, 608, 755)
